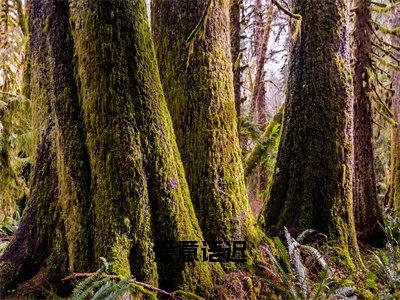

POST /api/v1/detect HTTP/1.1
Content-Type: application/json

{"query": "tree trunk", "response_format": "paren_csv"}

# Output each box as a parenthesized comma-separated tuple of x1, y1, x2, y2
(230, 0, 242, 116)
(245, 105, 284, 177)
(0, 0, 212, 297)
(250, 0, 263, 116)
(151, 0, 258, 242)
(352, 0, 384, 246)
(252, 5, 277, 198)
(261, 0, 361, 266)
(253, 0, 263, 58)
(252, 4, 276, 131)
(388, 6, 400, 211)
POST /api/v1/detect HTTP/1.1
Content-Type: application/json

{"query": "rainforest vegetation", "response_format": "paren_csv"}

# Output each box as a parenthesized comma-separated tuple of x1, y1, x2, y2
(0, 0, 400, 299)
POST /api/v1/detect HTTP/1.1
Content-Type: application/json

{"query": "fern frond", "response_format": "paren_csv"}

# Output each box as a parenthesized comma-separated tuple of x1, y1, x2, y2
(70, 268, 106, 300)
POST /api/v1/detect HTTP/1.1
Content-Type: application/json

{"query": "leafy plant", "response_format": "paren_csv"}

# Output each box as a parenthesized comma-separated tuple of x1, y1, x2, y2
(70, 258, 202, 300)
(0, 0, 30, 217)
(259, 228, 356, 300)
(382, 210, 400, 243)
(0, 210, 19, 255)
(238, 115, 261, 144)
(373, 244, 400, 294)
(371, 210, 400, 298)
(0, 93, 31, 215)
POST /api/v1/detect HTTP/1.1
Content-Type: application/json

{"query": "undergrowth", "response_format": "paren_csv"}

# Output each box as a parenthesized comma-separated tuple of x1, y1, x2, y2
(70, 258, 202, 300)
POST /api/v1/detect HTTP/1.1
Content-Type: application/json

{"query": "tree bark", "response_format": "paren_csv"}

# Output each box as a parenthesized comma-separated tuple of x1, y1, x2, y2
(253, 0, 263, 58)
(250, 0, 263, 117)
(252, 4, 276, 131)
(230, 0, 242, 116)
(388, 5, 400, 211)
(151, 0, 258, 243)
(0, 2, 68, 295)
(252, 4, 277, 199)
(261, 0, 361, 266)
(0, 0, 212, 297)
(352, 0, 384, 246)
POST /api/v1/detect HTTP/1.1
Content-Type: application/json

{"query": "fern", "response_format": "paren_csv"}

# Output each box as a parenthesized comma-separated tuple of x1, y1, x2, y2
(91, 280, 115, 299)
(238, 115, 261, 142)
(371, 212, 400, 295)
(260, 228, 356, 300)
(70, 258, 202, 300)
(0, 211, 19, 254)
(71, 268, 107, 300)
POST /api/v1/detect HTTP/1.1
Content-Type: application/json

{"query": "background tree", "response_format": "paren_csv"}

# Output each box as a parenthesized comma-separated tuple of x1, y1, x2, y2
(250, 3, 277, 204)
(237, 0, 288, 215)
(388, 3, 400, 210)
(260, 0, 361, 265)
(230, 0, 242, 116)
(352, 0, 385, 245)
(0, 0, 212, 296)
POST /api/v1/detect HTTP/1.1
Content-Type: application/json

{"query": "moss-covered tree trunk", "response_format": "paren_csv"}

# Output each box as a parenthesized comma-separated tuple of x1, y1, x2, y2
(251, 4, 277, 201)
(151, 0, 257, 242)
(245, 105, 284, 177)
(388, 6, 400, 211)
(260, 0, 361, 265)
(0, 0, 212, 297)
(352, 0, 384, 245)
(0, 2, 70, 296)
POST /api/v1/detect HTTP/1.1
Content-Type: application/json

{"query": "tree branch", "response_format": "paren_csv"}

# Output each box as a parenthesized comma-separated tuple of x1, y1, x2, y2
(62, 272, 188, 299)
(271, 0, 301, 20)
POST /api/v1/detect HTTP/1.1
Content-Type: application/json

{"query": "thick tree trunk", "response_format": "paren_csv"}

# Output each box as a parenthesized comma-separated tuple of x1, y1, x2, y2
(261, 0, 361, 266)
(0, 0, 212, 297)
(0, 2, 68, 295)
(388, 6, 400, 211)
(151, 0, 258, 243)
(230, 0, 242, 116)
(352, 0, 384, 246)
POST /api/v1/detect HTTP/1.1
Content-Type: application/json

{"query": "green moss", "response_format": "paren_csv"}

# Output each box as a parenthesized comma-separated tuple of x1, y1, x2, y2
(108, 236, 131, 277)
(2, 0, 214, 296)
(261, 0, 362, 268)
(245, 105, 284, 177)
(365, 271, 379, 291)
(69, 0, 212, 294)
(152, 0, 260, 264)
(173, 290, 203, 300)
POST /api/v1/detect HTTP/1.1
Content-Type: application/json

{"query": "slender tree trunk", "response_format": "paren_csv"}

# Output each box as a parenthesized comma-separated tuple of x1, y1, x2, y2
(245, 105, 284, 177)
(151, 0, 258, 243)
(250, 0, 263, 116)
(230, 0, 242, 116)
(261, 0, 361, 266)
(0, 0, 212, 297)
(389, 6, 400, 211)
(352, 0, 384, 246)
(255, 5, 276, 196)
(253, 4, 276, 131)
(248, 4, 276, 210)
(253, 0, 263, 57)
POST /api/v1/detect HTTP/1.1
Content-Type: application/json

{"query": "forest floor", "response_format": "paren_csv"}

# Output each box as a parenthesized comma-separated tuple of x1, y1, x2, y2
(1, 211, 399, 299)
